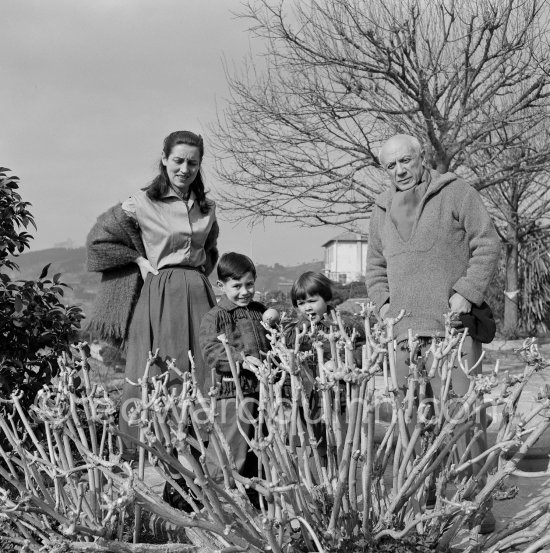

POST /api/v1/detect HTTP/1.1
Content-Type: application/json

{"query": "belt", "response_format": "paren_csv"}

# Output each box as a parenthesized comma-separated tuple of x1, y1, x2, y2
(158, 264, 204, 273)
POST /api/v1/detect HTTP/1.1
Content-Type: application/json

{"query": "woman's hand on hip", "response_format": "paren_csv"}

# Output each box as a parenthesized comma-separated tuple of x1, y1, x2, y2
(135, 256, 159, 280)
(380, 302, 390, 319)
(449, 292, 471, 314)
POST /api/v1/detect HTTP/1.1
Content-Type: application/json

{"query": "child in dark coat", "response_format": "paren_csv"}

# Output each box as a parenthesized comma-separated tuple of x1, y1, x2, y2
(285, 271, 365, 374)
(284, 272, 365, 457)
(199, 252, 270, 481)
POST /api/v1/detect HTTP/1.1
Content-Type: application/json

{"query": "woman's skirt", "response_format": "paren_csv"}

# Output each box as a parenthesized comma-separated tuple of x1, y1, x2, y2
(119, 266, 216, 457)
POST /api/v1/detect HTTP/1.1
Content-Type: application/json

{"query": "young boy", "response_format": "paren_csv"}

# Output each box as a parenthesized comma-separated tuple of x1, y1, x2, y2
(199, 252, 270, 482)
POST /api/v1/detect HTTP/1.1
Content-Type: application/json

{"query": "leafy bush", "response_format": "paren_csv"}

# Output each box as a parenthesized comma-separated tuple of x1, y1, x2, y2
(0, 167, 84, 406)
(331, 280, 368, 305)
(0, 167, 35, 269)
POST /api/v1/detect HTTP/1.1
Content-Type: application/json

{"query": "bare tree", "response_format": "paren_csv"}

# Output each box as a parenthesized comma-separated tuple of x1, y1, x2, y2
(479, 123, 550, 334)
(214, 0, 550, 229)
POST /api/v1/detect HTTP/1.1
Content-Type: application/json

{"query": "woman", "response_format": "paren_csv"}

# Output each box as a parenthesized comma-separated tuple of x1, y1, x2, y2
(87, 131, 219, 458)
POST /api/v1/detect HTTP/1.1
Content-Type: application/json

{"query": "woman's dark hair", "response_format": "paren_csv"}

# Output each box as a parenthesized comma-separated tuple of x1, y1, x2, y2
(217, 252, 257, 282)
(144, 130, 212, 213)
(290, 271, 333, 307)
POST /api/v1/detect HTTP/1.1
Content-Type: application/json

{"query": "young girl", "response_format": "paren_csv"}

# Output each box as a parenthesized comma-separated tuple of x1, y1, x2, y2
(292, 272, 333, 326)
(288, 271, 364, 358)
(284, 272, 365, 459)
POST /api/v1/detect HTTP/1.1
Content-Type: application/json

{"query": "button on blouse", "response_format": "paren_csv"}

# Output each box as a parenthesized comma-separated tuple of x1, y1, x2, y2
(121, 188, 217, 270)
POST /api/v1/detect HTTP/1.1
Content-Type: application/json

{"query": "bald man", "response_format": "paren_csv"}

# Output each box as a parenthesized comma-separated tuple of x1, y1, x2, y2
(366, 134, 500, 532)
(367, 134, 500, 348)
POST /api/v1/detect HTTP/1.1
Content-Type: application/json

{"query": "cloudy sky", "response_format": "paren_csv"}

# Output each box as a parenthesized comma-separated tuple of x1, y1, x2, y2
(0, 0, 338, 265)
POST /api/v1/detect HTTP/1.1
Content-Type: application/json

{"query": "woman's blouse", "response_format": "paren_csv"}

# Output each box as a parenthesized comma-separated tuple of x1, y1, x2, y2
(121, 188, 217, 270)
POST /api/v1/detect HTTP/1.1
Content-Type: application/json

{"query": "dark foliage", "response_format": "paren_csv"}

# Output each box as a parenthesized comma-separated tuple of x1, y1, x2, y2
(0, 167, 35, 270)
(0, 168, 84, 409)
(332, 280, 368, 306)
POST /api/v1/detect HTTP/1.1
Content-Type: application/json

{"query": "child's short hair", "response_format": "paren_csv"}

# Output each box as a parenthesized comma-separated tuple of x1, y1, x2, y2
(290, 271, 333, 307)
(217, 252, 257, 282)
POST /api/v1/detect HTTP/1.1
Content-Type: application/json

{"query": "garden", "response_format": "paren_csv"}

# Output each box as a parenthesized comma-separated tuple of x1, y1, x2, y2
(2, 168, 550, 552)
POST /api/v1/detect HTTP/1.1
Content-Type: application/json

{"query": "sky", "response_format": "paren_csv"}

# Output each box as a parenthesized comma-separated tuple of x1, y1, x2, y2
(0, 0, 339, 266)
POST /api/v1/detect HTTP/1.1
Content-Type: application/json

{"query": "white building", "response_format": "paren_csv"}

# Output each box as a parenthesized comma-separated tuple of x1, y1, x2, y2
(322, 232, 369, 284)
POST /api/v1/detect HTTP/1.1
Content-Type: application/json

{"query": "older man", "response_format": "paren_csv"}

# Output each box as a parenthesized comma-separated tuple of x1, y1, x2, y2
(366, 133, 501, 532)
(367, 134, 500, 339)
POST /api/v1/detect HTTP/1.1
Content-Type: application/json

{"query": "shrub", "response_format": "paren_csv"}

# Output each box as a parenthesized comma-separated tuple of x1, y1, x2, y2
(1, 309, 549, 552)
(331, 280, 368, 305)
(0, 168, 84, 409)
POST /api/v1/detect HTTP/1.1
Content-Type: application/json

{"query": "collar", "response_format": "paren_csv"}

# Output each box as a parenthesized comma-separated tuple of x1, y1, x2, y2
(374, 169, 458, 209)
(218, 295, 248, 311)
(162, 187, 196, 208)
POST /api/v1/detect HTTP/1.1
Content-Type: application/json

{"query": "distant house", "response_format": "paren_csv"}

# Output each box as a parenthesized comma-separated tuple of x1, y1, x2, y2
(322, 232, 369, 284)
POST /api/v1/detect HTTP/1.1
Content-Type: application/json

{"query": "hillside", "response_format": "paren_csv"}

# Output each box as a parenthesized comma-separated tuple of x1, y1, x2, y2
(255, 260, 325, 291)
(10, 247, 100, 319)
(10, 247, 324, 321)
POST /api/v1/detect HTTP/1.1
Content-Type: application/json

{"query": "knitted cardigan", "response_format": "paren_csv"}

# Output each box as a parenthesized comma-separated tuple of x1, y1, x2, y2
(366, 170, 501, 341)
(86, 203, 219, 343)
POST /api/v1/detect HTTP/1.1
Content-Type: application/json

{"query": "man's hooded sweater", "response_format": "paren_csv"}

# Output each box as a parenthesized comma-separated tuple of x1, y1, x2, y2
(366, 170, 501, 341)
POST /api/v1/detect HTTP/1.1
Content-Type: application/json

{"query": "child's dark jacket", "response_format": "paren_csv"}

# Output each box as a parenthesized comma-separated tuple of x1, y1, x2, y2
(284, 308, 366, 368)
(282, 308, 365, 449)
(199, 297, 270, 398)
(282, 307, 366, 399)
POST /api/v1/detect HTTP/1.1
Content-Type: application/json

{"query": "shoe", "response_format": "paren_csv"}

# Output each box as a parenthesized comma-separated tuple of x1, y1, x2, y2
(479, 510, 496, 534)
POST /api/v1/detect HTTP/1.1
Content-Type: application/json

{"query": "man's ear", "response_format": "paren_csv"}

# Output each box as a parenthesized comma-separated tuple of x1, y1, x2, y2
(420, 148, 427, 166)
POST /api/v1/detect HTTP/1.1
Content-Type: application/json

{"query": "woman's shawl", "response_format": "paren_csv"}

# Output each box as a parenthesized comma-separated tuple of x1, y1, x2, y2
(86, 204, 146, 344)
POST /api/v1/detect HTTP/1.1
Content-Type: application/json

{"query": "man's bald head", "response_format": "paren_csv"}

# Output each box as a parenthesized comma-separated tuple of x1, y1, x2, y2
(379, 134, 426, 191)
(379, 134, 422, 161)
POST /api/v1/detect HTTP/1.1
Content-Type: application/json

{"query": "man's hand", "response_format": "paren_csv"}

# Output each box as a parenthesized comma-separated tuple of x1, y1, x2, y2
(380, 303, 390, 319)
(135, 256, 159, 280)
(449, 292, 472, 314)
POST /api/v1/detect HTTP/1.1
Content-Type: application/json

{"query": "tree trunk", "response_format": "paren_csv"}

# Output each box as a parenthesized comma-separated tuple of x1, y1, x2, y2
(503, 224, 520, 337)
